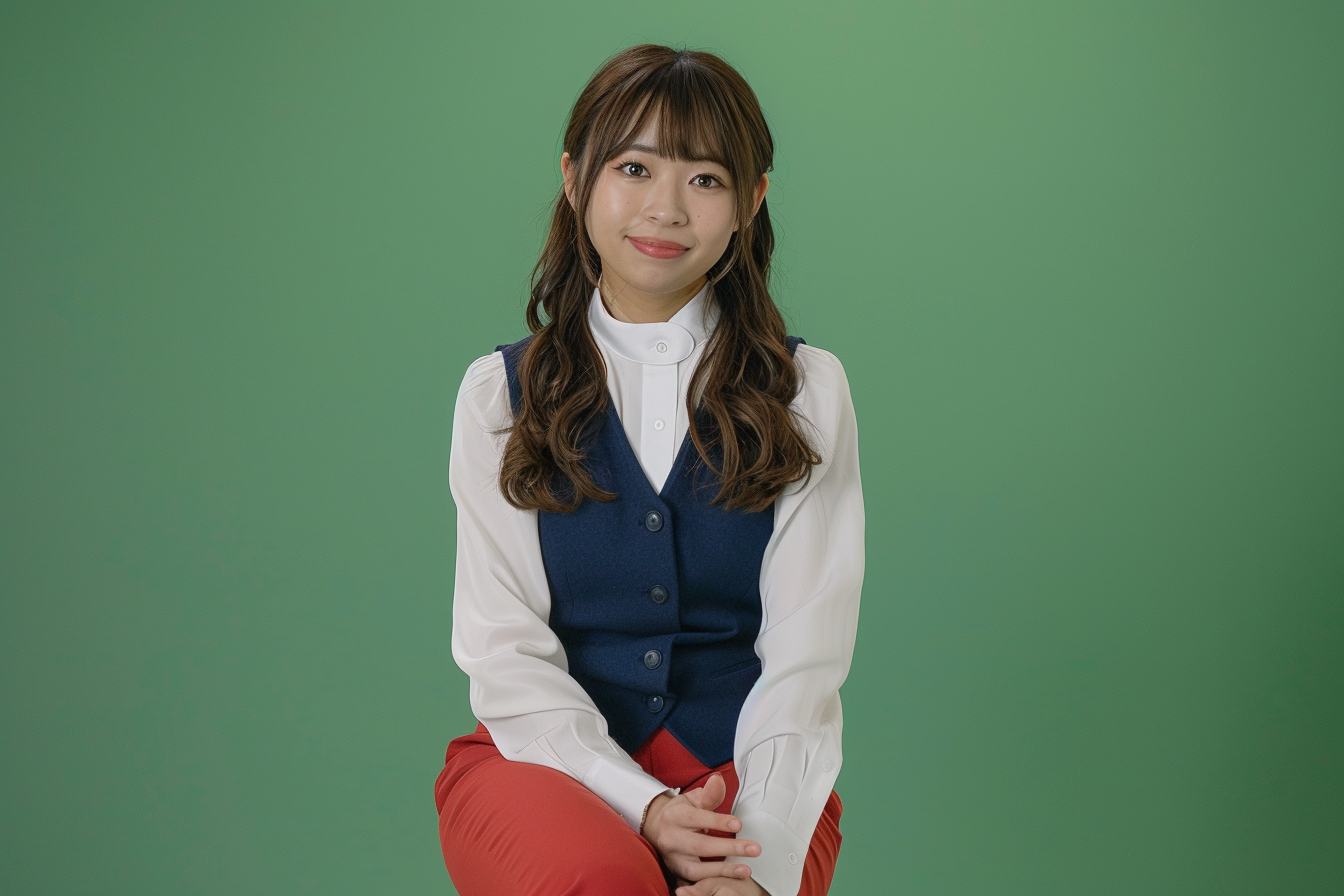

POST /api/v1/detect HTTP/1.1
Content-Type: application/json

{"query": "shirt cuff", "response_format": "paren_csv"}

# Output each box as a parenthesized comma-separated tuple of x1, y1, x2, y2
(734, 809, 811, 896)
(582, 754, 680, 833)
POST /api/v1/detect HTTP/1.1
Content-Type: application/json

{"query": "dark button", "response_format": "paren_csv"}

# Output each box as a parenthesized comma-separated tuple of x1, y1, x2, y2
(648, 585, 669, 604)
(643, 649, 662, 669)
(646, 695, 663, 712)
(643, 510, 664, 532)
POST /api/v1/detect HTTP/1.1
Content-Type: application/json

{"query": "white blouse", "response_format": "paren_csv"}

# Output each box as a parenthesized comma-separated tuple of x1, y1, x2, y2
(448, 281, 865, 896)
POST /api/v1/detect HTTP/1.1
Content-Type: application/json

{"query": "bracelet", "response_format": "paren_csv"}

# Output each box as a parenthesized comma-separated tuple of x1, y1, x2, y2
(641, 789, 675, 836)
(640, 798, 653, 836)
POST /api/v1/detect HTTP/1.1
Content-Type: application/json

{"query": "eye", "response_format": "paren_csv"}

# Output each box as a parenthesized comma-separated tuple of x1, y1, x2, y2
(613, 160, 727, 189)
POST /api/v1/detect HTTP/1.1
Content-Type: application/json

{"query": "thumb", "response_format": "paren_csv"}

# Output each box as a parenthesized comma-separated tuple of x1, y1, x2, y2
(699, 772, 727, 811)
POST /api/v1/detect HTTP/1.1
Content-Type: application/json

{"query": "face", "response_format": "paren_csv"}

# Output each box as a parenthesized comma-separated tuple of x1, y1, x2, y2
(562, 113, 768, 312)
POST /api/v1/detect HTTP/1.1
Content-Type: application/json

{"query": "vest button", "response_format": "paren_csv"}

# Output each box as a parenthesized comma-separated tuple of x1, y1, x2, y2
(643, 510, 664, 532)
(643, 649, 662, 669)
(648, 585, 669, 604)
(647, 695, 663, 712)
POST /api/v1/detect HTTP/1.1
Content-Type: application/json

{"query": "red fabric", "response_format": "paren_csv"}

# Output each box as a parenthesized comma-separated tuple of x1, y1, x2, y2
(435, 721, 843, 896)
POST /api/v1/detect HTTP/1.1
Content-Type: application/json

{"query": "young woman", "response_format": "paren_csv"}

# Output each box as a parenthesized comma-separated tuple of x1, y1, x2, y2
(433, 44, 865, 896)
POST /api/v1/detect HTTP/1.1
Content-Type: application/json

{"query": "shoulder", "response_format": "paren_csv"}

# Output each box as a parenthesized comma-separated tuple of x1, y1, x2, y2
(788, 342, 856, 461)
(454, 350, 511, 432)
(792, 342, 851, 399)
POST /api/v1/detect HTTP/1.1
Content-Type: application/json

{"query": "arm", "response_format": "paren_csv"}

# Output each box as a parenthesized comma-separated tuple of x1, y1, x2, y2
(729, 345, 865, 896)
(448, 351, 678, 831)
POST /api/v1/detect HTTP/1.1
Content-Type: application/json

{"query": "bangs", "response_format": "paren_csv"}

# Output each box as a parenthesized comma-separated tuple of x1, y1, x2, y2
(598, 67, 740, 175)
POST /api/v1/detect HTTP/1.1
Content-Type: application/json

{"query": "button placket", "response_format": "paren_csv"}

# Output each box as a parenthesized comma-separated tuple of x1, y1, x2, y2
(640, 363, 679, 486)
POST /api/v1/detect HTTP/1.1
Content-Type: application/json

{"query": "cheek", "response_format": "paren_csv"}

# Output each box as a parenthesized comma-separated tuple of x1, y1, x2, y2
(694, 209, 738, 247)
(694, 196, 739, 232)
(586, 190, 629, 240)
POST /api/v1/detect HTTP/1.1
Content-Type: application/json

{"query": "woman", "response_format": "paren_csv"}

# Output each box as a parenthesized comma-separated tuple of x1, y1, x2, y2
(434, 43, 865, 896)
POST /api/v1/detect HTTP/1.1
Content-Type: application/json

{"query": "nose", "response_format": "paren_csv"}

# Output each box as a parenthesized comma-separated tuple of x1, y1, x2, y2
(641, 173, 689, 226)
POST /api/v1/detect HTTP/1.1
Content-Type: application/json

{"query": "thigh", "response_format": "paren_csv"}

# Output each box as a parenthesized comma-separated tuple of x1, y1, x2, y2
(435, 725, 669, 896)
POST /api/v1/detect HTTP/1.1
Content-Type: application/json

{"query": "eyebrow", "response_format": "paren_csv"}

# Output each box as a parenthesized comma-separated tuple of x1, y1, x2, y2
(625, 143, 726, 168)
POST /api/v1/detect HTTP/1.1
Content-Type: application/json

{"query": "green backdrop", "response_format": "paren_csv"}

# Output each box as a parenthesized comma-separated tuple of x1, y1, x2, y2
(2, 2, 1340, 894)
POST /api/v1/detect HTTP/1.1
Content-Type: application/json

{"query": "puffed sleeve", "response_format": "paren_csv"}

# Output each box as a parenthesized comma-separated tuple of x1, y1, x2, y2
(729, 344, 866, 896)
(448, 351, 679, 831)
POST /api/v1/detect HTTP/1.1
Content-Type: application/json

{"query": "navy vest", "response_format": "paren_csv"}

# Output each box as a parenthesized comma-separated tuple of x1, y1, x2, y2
(497, 333, 806, 767)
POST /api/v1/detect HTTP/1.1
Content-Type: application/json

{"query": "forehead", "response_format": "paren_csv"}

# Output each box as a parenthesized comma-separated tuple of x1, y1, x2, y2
(623, 139, 728, 169)
(616, 106, 729, 168)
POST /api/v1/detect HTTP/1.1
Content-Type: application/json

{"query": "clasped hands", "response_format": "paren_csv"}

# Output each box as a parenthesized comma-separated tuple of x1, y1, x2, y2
(641, 772, 769, 896)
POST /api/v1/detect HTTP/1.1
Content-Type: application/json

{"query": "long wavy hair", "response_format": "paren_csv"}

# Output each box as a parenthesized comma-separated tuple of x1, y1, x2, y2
(499, 43, 822, 514)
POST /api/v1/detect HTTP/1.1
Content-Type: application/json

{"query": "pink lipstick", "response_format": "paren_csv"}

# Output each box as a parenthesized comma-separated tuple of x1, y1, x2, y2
(628, 236, 689, 259)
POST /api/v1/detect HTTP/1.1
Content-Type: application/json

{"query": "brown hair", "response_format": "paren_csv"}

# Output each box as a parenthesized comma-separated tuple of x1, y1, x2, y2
(499, 43, 821, 514)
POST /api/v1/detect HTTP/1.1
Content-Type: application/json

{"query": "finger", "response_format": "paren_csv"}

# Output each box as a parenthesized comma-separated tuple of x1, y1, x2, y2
(668, 848, 754, 880)
(669, 856, 754, 884)
(686, 772, 726, 810)
(681, 805, 743, 835)
(663, 822, 755, 859)
(698, 772, 727, 811)
(683, 783, 711, 810)
(666, 804, 739, 835)
(665, 796, 740, 832)
(687, 831, 760, 859)
(677, 868, 754, 896)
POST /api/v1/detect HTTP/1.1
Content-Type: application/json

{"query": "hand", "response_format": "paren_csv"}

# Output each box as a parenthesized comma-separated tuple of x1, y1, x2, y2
(641, 772, 761, 885)
(674, 874, 769, 896)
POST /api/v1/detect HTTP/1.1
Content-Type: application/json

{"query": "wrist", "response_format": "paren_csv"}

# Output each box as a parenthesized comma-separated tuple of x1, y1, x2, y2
(640, 792, 671, 837)
(639, 797, 653, 836)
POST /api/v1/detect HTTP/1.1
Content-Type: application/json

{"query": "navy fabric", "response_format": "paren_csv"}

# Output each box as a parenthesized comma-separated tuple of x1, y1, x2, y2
(494, 332, 806, 766)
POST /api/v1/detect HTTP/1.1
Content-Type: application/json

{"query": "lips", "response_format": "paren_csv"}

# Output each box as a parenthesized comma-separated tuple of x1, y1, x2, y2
(629, 236, 689, 250)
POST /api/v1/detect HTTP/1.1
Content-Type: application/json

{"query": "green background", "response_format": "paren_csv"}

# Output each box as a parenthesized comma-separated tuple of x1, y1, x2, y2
(2, 2, 1340, 894)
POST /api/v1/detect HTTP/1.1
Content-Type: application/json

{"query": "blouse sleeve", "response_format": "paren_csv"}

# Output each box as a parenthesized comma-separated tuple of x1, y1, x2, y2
(729, 345, 866, 896)
(448, 351, 679, 832)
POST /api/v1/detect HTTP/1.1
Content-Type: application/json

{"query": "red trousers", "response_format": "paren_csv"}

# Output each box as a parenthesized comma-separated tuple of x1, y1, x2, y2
(435, 721, 843, 896)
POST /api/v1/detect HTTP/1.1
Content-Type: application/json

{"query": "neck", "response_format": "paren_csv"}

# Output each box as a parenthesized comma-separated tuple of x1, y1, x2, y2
(599, 274, 705, 323)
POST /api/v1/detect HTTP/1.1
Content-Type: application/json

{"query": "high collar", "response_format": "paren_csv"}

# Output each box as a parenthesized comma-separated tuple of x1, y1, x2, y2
(587, 280, 719, 365)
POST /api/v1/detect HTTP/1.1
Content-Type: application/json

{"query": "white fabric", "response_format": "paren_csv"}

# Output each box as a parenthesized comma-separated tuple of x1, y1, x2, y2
(448, 281, 865, 896)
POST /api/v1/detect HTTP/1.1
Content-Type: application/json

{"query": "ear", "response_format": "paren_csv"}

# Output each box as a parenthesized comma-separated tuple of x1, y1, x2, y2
(751, 172, 769, 218)
(735, 172, 769, 232)
(561, 151, 576, 209)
